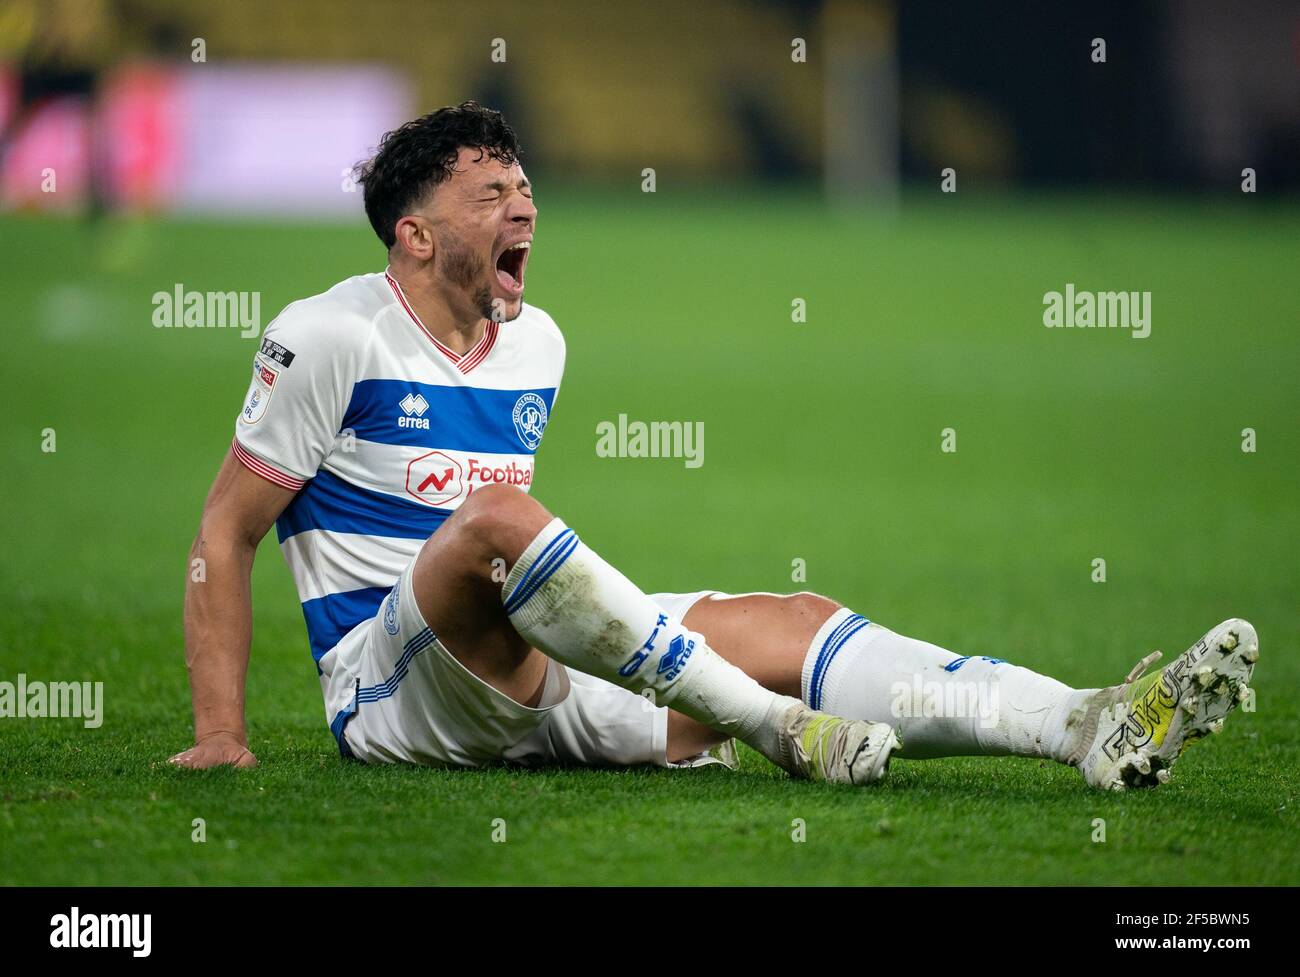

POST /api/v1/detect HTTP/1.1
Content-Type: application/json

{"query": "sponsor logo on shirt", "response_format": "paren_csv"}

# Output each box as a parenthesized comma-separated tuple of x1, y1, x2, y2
(405, 450, 534, 507)
(465, 457, 532, 487)
(398, 392, 430, 430)
(407, 450, 464, 506)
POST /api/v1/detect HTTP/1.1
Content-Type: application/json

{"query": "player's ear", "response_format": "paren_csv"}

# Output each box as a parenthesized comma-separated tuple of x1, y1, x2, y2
(394, 215, 435, 261)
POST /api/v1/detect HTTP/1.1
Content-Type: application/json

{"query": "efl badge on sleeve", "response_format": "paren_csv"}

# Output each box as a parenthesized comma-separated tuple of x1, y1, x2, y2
(240, 360, 279, 425)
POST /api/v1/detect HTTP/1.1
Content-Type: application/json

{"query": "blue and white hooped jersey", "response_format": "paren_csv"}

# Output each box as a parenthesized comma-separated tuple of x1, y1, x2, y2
(232, 269, 564, 667)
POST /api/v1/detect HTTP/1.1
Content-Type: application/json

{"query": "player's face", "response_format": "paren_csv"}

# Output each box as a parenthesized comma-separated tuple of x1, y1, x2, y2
(430, 149, 535, 323)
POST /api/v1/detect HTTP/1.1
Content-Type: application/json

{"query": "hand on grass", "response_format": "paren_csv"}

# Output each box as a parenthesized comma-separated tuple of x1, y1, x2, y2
(169, 730, 257, 769)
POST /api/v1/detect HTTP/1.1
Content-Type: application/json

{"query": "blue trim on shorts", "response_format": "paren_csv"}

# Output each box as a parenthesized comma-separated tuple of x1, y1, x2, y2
(328, 626, 438, 759)
(356, 628, 437, 703)
(330, 689, 359, 760)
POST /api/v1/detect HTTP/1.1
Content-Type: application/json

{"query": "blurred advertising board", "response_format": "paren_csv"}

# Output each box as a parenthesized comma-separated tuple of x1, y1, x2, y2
(1, 62, 411, 216)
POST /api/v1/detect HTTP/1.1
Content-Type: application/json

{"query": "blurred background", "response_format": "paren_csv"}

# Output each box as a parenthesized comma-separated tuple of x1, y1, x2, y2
(3, 0, 1299, 216)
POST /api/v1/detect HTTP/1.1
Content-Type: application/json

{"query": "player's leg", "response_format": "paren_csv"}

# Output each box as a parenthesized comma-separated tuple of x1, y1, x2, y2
(409, 483, 553, 709)
(408, 485, 897, 784)
(660, 593, 834, 760)
(676, 592, 1088, 761)
(674, 593, 1260, 789)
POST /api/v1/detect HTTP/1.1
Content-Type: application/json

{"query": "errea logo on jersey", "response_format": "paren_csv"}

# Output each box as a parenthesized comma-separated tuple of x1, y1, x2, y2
(398, 392, 430, 430)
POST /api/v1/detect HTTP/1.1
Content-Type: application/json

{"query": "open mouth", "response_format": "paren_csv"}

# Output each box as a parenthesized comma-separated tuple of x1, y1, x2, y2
(495, 241, 530, 294)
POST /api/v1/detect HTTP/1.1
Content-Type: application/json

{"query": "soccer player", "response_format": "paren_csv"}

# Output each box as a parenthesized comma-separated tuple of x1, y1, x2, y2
(170, 102, 1258, 791)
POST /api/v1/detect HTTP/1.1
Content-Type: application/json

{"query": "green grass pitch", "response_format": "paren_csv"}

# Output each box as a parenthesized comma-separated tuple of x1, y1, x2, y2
(1, 191, 1297, 885)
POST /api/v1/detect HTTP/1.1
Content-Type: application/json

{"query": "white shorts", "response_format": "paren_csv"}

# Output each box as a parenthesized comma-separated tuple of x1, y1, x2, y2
(318, 561, 717, 769)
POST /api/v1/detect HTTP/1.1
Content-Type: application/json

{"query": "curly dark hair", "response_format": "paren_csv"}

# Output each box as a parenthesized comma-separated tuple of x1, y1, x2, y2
(356, 101, 521, 249)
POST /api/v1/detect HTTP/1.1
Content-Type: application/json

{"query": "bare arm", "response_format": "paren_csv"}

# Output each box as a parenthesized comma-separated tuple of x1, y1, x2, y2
(169, 448, 296, 769)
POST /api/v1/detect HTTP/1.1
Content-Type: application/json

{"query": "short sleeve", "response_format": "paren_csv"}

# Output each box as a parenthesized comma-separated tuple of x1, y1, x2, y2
(232, 301, 358, 490)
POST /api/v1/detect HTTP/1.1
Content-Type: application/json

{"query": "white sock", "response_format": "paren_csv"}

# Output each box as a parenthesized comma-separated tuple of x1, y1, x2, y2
(802, 608, 1094, 761)
(503, 518, 799, 763)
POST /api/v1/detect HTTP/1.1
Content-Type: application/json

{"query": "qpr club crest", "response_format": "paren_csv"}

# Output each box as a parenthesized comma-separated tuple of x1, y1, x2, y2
(512, 392, 548, 450)
(383, 585, 400, 636)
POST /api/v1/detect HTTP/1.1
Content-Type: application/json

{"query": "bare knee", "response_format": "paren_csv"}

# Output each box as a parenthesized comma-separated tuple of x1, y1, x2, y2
(684, 591, 840, 639)
(411, 484, 554, 635)
(679, 591, 841, 699)
(782, 591, 841, 627)
(446, 484, 552, 567)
